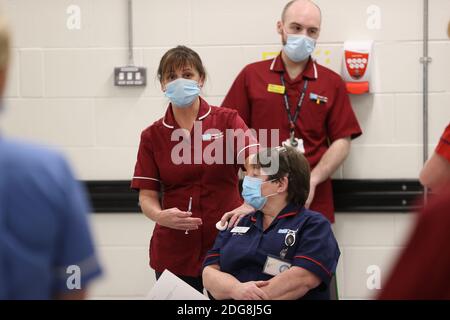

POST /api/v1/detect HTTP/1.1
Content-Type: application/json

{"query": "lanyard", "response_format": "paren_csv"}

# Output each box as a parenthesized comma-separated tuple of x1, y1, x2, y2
(280, 75, 308, 144)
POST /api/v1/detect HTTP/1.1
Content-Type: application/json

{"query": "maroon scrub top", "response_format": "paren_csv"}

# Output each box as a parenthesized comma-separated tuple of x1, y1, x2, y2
(131, 97, 258, 277)
(222, 54, 362, 222)
(379, 191, 450, 300)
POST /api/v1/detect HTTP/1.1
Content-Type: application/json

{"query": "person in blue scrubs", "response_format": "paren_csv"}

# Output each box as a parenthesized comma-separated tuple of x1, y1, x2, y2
(203, 147, 340, 300)
(0, 17, 101, 299)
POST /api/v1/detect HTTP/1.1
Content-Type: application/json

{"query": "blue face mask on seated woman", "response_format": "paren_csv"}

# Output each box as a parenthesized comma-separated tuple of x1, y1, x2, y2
(164, 78, 201, 108)
(242, 176, 278, 210)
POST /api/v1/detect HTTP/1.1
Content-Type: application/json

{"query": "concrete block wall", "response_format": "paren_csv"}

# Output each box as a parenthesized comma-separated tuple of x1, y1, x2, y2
(0, 0, 449, 299)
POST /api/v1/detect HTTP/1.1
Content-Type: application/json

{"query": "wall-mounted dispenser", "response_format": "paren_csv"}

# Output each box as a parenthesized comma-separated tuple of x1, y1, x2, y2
(342, 41, 373, 94)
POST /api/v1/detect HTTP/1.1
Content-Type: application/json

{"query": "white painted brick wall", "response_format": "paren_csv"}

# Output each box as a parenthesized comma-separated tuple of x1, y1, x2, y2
(0, 0, 448, 300)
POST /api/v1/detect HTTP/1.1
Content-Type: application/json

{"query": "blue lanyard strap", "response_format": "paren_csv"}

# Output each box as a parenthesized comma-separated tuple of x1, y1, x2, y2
(280, 75, 309, 136)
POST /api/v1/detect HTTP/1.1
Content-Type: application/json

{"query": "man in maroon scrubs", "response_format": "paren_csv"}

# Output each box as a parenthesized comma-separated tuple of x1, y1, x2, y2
(222, 0, 362, 223)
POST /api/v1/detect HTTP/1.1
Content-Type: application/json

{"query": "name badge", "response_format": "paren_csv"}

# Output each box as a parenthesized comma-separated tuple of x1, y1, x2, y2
(202, 132, 224, 141)
(309, 93, 328, 104)
(267, 84, 286, 94)
(263, 255, 292, 276)
(230, 226, 250, 234)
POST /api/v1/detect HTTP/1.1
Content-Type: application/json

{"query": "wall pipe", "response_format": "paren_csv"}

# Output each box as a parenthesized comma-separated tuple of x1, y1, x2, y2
(421, 0, 431, 204)
(127, 0, 134, 66)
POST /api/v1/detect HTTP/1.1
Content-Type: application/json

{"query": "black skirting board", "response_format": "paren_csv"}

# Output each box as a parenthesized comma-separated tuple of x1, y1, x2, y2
(84, 180, 425, 214)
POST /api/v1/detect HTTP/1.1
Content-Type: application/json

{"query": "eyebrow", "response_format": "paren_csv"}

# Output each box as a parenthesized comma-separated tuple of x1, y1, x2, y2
(289, 22, 319, 31)
(164, 67, 193, 77)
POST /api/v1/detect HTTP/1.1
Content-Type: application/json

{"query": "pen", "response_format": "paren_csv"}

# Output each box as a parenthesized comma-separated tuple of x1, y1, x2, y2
(185, 196, 192, 235)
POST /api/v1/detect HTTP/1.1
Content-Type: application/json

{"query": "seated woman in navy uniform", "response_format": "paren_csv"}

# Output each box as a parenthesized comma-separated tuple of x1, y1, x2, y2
(202, 146, 340, 300)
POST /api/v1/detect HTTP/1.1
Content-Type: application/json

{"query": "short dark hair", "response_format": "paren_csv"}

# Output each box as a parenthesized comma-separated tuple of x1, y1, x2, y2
(157, 45, 206, 83)
(253, 147, 310, 207)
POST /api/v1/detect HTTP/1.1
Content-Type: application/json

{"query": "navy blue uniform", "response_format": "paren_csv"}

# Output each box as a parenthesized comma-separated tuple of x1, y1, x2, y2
(203, 203, 340, 300)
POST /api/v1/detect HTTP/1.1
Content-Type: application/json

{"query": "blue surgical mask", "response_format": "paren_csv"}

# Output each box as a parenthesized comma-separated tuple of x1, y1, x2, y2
(164, 78, 201, 108)
(283, 34, 316, 63)
(242, 176, 277, 210)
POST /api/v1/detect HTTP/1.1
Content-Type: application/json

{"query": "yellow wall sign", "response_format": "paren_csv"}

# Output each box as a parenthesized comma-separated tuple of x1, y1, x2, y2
(262, 51, 279, 60)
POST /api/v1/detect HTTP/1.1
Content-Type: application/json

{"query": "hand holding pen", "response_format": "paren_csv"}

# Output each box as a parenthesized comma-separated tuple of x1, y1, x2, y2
(154, 196, 201, 231)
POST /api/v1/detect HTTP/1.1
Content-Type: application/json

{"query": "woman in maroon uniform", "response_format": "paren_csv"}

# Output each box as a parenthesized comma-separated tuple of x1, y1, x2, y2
(131, 46, 258, 292)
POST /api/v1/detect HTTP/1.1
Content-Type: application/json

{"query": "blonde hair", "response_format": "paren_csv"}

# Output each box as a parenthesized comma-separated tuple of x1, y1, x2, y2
(0, 15, 10, 71)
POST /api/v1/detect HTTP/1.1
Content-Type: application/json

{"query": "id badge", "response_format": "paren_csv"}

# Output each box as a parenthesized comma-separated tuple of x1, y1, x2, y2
(230, 226, 250, 234)
(263, 255, 292, 276)
(282, 137, 305, 154)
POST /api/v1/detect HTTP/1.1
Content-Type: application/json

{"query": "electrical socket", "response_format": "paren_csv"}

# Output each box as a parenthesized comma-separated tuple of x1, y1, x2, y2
(114, 66, 147, 87)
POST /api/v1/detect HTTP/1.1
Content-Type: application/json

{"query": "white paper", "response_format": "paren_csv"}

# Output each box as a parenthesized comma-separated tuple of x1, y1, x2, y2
(146, 269, 209, 300)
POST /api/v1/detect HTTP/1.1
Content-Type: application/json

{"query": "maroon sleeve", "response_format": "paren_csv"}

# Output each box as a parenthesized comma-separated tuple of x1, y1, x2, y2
(221, 67, 252, 126)
(130, 130, 161, 191)
(327, 78, 362, 142)
(378, 192, 450, 300)
(435, 123, 450, 163)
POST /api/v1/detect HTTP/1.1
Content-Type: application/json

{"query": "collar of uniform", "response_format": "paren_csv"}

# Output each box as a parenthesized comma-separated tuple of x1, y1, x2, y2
(276, 203, 303, 219)
(162, 97, 212, 129)
(250, 211, 263, 231)
(270, 52, 318, 80)
(250, 203, 302, 224)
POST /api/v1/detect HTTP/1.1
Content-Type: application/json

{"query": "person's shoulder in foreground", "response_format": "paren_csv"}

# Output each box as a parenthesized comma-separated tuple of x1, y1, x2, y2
(378, 191, 450, 300)
(0, 138, 102, 299)
(1, 137, 67, 172)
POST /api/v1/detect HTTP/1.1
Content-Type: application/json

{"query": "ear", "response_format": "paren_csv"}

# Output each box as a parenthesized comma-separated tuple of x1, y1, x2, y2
(276, 21, 283, 36)
(447, 20, 450, 39)
(277, 176, 289, 193)
(0, 69, 8, 97)
(198, 76, 205, 88)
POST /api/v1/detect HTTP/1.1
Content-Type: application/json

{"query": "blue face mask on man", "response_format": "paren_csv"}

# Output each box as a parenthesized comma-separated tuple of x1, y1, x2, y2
(164, 78, 201, 108)
(283, 34, 316, 63)
(242, 176, 278, 210)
